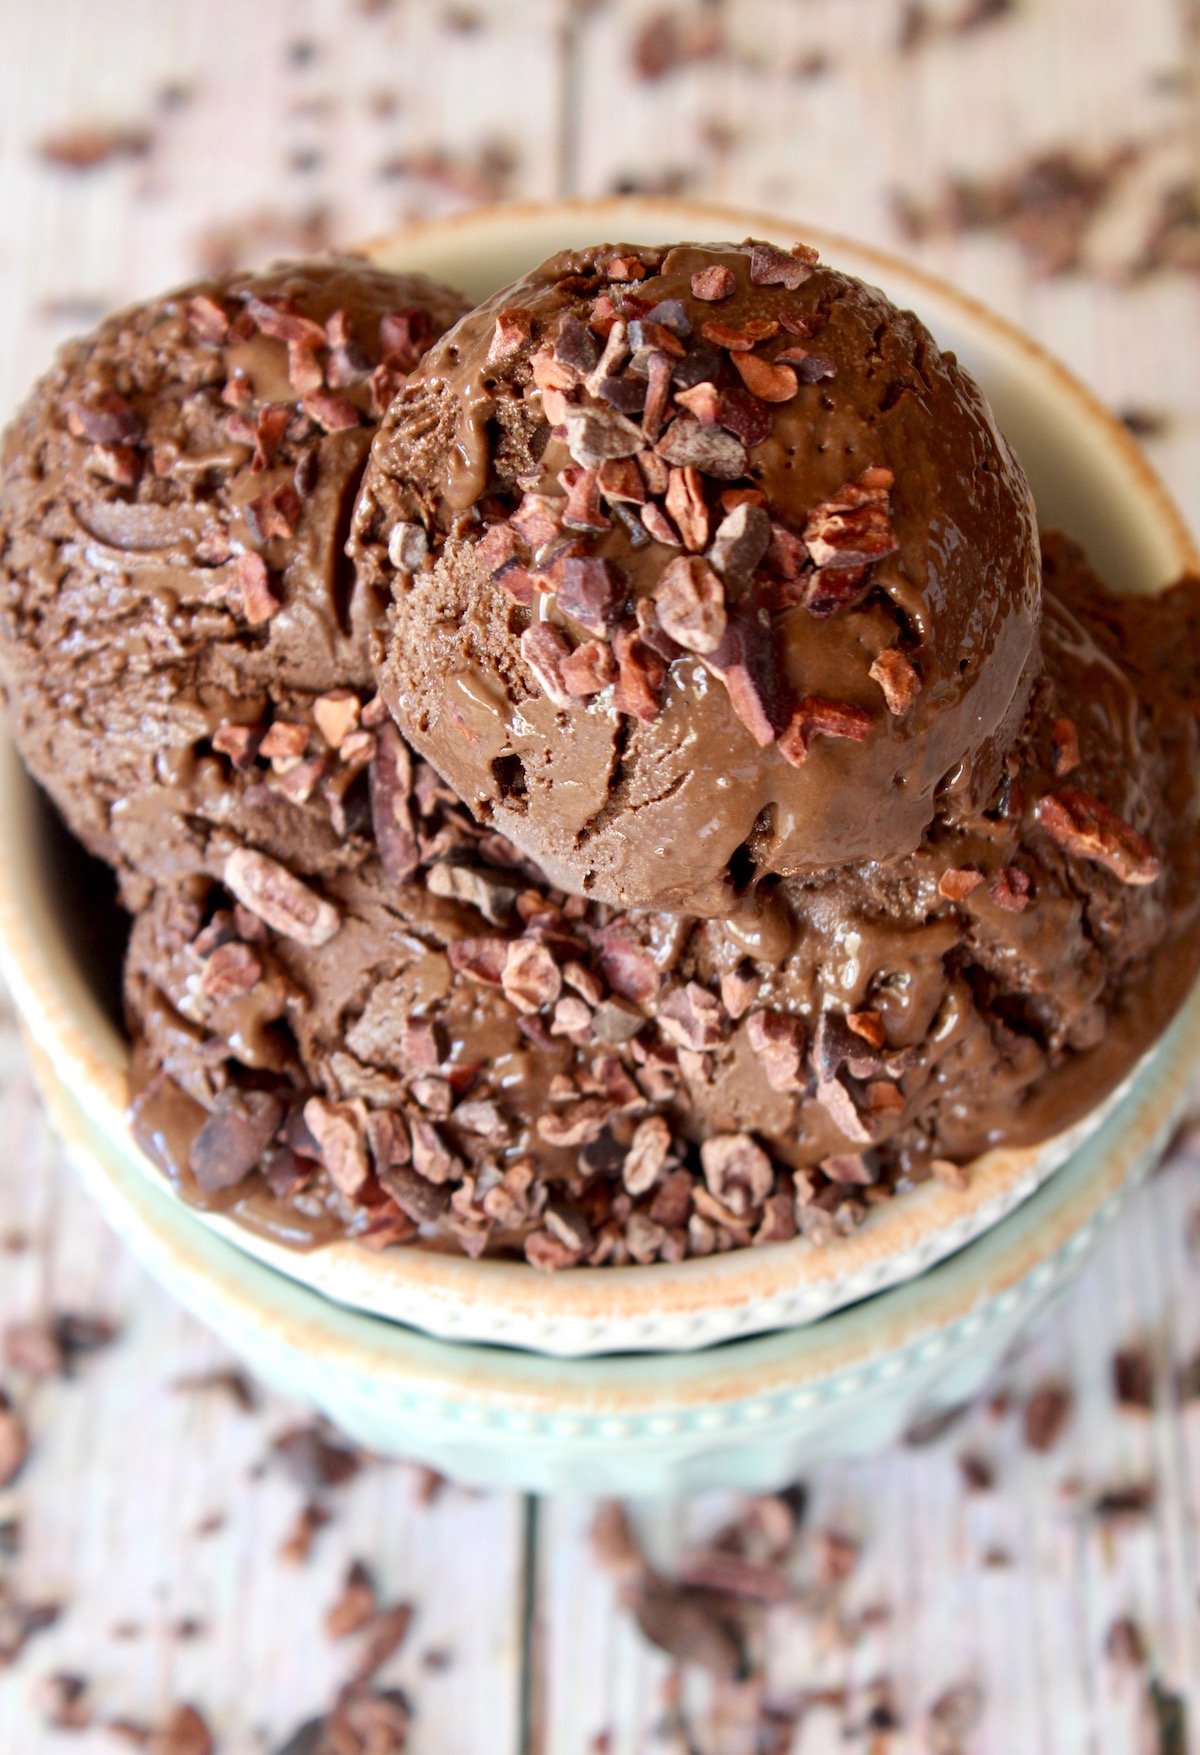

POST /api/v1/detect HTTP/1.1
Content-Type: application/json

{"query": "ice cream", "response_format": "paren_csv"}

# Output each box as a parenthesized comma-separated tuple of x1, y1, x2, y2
(351, 241, 1040, 914)
(122, 537, 1200, 1263)
(1, 241, 1196, 1271)
(0, 259, 468, 906)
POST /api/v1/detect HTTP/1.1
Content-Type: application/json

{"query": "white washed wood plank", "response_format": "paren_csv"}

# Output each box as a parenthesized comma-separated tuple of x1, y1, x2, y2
(0, 1017, 529, 1753)
(0, 1, 567, 1747)
(535, 1145, 1200, 1754)
(0, 0, 569, 423)
(548, 3, 1200, 1739)
(571, 0, 1200, 536)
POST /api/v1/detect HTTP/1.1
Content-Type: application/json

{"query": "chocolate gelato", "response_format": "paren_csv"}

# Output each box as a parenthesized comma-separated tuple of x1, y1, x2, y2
(351, 241, 1040, 914)
(1, 239, 1196, 1272)
(121, 537, 1200, 1264)
(0, 259, 467, 905)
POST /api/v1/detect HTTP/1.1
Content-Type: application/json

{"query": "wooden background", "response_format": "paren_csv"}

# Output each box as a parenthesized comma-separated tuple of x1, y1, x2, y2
(1, 1, 1199, 1749)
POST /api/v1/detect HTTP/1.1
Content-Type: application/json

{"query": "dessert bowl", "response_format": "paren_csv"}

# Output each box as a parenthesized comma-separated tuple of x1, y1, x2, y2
(0, 196, 1196, 1357)
(21, 978, 1198, 1495)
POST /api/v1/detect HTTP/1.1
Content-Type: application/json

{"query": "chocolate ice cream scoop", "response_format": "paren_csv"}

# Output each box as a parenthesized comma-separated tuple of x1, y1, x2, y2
(351, 241, 1040, 913)
(0, 258, 468, 904)
(123, 539, 1200, 1263)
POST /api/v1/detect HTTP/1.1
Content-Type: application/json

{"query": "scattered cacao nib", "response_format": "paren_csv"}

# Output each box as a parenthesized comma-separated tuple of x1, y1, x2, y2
(234, 551, 282, 625)
(655, 414, 748, 479)
(774, 346, 836, 382)
(926, 1683, 983, 1752)
(38, 123, 153, 170)
(87, 442, 141, 486)
(958, 1452, 996, 1493)
(1145, 1680, 1188, 1755)
(188, 1089, 283, 1194)
(501, 939, 562, 1014)
(938, 867, 984, 901)
(658, 982, 724, 1051)
(427, 859, 521, 925)
(701, 315, 779, 353)
(0, 1581, 61, 1667)
(387, 522, 428, 573)
(1049, 715, 1081, 776)
(1106, 1616, 1147, 1666)
(302, 391, 360, 433)
(1112, 1346, 1155, 1411)
(520, 624, 576, 709)
(4, 1312, 119, 1379)
(67, 389, 142, 445)
(731, 352, 797, 403)
(1023, 1381, 1073, 1452)
(654, 554, 727, 654)
(561, 639, 617, 696)
(745, 1010, 807, 1093)
(700, 1133, 773, 1216)
(803, 466, 897, 570)
(869, 648, 921, 714)
(276, 1688, 412, 1755)
(989, 866, 1031, 912)
(612, 625, 665, 721)
(381, 1163, 449, 1226)
(447, 937, 508, 986)
(272, 1421, 364, 1492)
(35, 1671, 93, 1732)
(1034, 789, 1161, 885)
(370, 723, 420, 882)
(690, 264, 736, 301)
(821, 1152, 874, 1186)
(305, 1098, 370, 1198)
(251, 404, 292, 473)
(747, 241, 818, 289)
(171, 1367, 259, 1413)
(622, 1115, 672, 1195)
(705, 612, 784, 746)
(1091, 1481, 1156, 1522)
(563, 404, 645, 468)
(224, 849, 340, 945)
(1119, 407, 1170, 439)
(348, 1601, 415, 1685)
(628, 1574, 746, 1678)
(778, 696, 873, 766)
(488, 307, 533, 363)
(705, 500, 770, 591)
(814, 1076, 876, 1145)
(557, 556, 623, 633)
(803, 562, 873, 618)
(0, 1391, 30, 1487)
(893, 144, 1141, 277)
(631, 8, 724, 81)
(662, 465, 708, 552)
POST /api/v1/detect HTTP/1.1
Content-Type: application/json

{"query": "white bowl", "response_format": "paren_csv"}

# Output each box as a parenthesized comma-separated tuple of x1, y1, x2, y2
(0, 197, 1195, 1358)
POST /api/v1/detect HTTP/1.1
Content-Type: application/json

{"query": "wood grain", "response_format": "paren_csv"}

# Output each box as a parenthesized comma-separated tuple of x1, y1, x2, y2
(0, 0, 1198, 1750)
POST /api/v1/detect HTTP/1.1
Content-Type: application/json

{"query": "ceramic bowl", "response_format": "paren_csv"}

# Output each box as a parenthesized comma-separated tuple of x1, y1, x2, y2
(21, 981, 1198, 1495)
(0, 196, 1196, 1359)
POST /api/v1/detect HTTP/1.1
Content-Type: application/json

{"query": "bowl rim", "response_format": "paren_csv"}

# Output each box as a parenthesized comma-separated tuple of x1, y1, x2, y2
(0, 193, 1196, 1356)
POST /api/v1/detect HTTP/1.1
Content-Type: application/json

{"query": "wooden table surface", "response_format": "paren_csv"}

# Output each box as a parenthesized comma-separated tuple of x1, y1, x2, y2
(1, 2, 1199, 1749)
